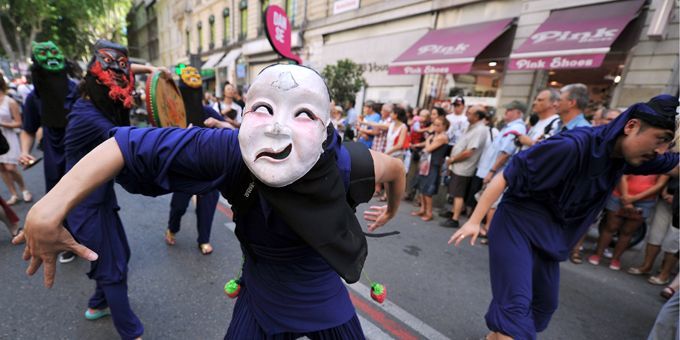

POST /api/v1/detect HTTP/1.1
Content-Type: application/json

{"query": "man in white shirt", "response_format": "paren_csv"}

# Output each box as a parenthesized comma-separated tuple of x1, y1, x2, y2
(516, 88, 560, 149)
(446, 96, 469, 147)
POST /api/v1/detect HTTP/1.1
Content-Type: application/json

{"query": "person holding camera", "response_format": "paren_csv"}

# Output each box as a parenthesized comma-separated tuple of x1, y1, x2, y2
(212, 82, 243, 129)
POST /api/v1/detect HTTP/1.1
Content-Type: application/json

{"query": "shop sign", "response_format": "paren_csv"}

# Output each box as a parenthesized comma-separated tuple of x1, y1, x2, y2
(333, 0, 360, 15)
(264, 5, 302, 64)
(358, 62, 388, 73)
(417, 43, 469, 56)
(509, 54, 605, 71)
(388, 63, 472, 75)
(529, 27, 619, 45)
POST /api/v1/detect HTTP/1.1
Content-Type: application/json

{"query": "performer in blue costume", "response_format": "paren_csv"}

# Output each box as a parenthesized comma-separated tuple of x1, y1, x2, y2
(58, 39, 160, 340)
(18, 64, 405, 339)
(20, 41, 77, 192)
(450, 94, 679, 340)
(164, 66, 224, 254)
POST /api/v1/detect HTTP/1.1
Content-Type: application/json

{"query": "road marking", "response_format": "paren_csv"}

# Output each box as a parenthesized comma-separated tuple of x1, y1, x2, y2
(215, 201, 448, 340)
(357, 314, 395, 340)
(348, 282, 451, 340)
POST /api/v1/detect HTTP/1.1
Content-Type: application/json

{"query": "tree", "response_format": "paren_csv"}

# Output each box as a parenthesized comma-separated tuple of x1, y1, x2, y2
(321, 59, 366, 108)
(0, 0, 132, 67)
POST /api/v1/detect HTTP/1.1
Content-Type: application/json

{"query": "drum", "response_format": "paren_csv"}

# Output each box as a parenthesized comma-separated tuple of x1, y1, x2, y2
(145, 70, 186, 128)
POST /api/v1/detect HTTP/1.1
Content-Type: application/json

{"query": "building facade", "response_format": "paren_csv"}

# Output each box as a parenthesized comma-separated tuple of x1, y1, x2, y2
(137, 0, 678, 109)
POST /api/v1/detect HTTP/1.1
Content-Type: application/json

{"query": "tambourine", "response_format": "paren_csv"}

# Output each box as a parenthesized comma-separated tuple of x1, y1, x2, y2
(145, 70, 187, 128)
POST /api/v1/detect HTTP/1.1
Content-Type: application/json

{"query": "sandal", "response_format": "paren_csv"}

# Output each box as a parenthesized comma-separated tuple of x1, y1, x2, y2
(164, 229, 176, 246)
(199, 243, 213, 255)
(569, 251, 583, 264)
(479, 233, 489, 245)
(6, 195, 17, 205)
(627, 267, 651, 275)
(648, 275, 671, 286)
(660, 286, 675, 300)
(22, 190, 32, 202)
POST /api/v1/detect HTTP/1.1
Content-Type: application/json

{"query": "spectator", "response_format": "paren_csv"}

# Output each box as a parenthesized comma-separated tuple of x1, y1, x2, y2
(356, 100, 380, 148)
(344, 99, 358, 140)
(330, 105, 346, 140)
(412, 116, 449, 221)
(446, 96, 469, 146)
(589, 175, 669, 270)
(405, 109, 432, 202)
(0, 77, 31, 205)
(384, 106, 408, 161)
(601, 108, 622, 125)
(212, 82, 243, 128)
(516, 88, 560, 149)
(628, 177, 678, 284)
(557, 83, 591, 131)
(440, 105, 490, 228)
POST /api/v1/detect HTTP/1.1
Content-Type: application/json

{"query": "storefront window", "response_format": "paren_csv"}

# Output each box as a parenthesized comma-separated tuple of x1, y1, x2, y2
(420, 59, 504, 109)
(223, 8, 230, 46)
(239, 0, 248, 40)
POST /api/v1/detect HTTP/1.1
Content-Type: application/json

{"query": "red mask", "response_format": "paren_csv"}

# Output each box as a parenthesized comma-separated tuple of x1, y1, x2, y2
(89, 48, 135, 109)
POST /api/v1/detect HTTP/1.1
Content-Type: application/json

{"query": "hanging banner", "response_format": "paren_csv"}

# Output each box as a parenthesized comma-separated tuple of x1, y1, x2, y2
(264, 5, 302, 64)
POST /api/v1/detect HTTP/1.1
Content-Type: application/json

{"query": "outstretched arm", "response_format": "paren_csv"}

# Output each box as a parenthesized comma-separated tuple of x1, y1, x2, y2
(363, 150, 405, 231)
(14, 138, 124, 287)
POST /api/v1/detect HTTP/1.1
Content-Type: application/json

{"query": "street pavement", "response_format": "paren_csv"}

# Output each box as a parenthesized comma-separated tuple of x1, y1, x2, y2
(0, 152, 671, 339)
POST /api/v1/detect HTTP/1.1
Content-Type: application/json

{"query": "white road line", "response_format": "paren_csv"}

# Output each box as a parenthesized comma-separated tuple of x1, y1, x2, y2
(347, 282, 450, 340)
(357, 314, 395, 340)
(216, 201, 446, 339)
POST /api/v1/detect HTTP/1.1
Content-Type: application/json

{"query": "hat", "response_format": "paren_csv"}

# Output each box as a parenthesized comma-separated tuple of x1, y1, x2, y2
(452, 96, 465, 106)
(503, 100, 528, 114)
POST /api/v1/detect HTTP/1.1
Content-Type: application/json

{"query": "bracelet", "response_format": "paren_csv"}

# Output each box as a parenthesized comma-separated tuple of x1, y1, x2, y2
(489, 169, 497, 173)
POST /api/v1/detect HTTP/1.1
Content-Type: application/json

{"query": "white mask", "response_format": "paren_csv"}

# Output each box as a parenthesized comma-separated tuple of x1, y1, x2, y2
(238, 64, 331, 187)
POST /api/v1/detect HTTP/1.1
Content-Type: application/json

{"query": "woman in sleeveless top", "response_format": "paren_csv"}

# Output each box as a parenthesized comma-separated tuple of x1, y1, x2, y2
(385, 107, 408, 161)
(411, 116, 450, 221)
(0, 77, 31, 205)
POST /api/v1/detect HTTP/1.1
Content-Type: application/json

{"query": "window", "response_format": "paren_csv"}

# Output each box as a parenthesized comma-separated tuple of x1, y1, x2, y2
(209, 15, 215, 49)
(239, 0, 248, 40)
(185, 29, 190, 55)
(223, 8, 230, 46)
(286, 0, 295, 26)
(259, 0, 269, 36)
(197, 21, 203, 53)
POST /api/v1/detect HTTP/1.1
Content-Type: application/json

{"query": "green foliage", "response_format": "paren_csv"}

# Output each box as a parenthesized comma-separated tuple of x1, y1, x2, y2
(0, 0, 132, 63)
(321, 59, 366, 107)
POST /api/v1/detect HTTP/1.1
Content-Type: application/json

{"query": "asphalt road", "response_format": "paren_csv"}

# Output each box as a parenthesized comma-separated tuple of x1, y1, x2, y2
(0, 152, 671, 339)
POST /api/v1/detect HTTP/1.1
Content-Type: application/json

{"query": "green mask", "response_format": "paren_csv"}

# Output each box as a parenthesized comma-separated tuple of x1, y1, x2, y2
(32, 41, 65, 72)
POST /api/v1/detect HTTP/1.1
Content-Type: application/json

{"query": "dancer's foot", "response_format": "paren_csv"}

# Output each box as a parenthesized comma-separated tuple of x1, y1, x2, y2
(410, 210, 425, 216)
(84, 307, 110, 320)
(199, 243, 213, 255)
(165, 229, 176, 245)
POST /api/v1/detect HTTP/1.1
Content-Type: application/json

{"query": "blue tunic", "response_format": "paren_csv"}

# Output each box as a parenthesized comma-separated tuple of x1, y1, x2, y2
(65, 98, 130, 284)
(484, 106, 678, 339)
(112, 127, 359, 335)
(22, 79, 77, 192)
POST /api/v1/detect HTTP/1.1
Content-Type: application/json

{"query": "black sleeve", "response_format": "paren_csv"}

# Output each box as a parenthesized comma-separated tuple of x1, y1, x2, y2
(345, 141, 375, 209)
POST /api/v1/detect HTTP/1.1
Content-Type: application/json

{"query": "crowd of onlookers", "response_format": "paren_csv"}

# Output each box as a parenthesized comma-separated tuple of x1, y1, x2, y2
(331, 83, 679, 302)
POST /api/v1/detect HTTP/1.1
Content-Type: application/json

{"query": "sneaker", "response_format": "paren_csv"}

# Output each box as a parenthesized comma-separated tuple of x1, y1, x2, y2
(438, 210, 453, 219)
(603, 248, 613, 259)
(609, 259, 621, 271)
(85, 308, 111, 320)
(59, 251, 76, 264)
(587, 254, 601, 266)
(439, 219, 460, 228)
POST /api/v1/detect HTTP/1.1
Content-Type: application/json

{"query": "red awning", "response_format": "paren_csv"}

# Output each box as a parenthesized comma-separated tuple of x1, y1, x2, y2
(509, 0, 644, 71)
(388, 18, 514, 75)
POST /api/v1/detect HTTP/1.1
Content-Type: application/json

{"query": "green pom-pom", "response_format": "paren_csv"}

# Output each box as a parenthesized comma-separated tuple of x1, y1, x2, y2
(371, 282, 384, 295)
(224, 279, 241, 296)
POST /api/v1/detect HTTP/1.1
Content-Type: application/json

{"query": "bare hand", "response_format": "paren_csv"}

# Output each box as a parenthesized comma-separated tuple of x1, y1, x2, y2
(19, 153, 36, 167)
(13, 208, 98, 288)
(448, 221, 481, 247)
(204, 117, 219, 128)
(517, 135, 532, 146)
(363, 205, 391, 232)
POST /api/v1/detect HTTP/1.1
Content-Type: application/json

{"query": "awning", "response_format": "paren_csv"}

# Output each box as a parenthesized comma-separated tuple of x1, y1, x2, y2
(216, 48, 242, 69)
(388, 18, 514, 75)
(201, 52, 225, 69)
(508, 0, 644, 71)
